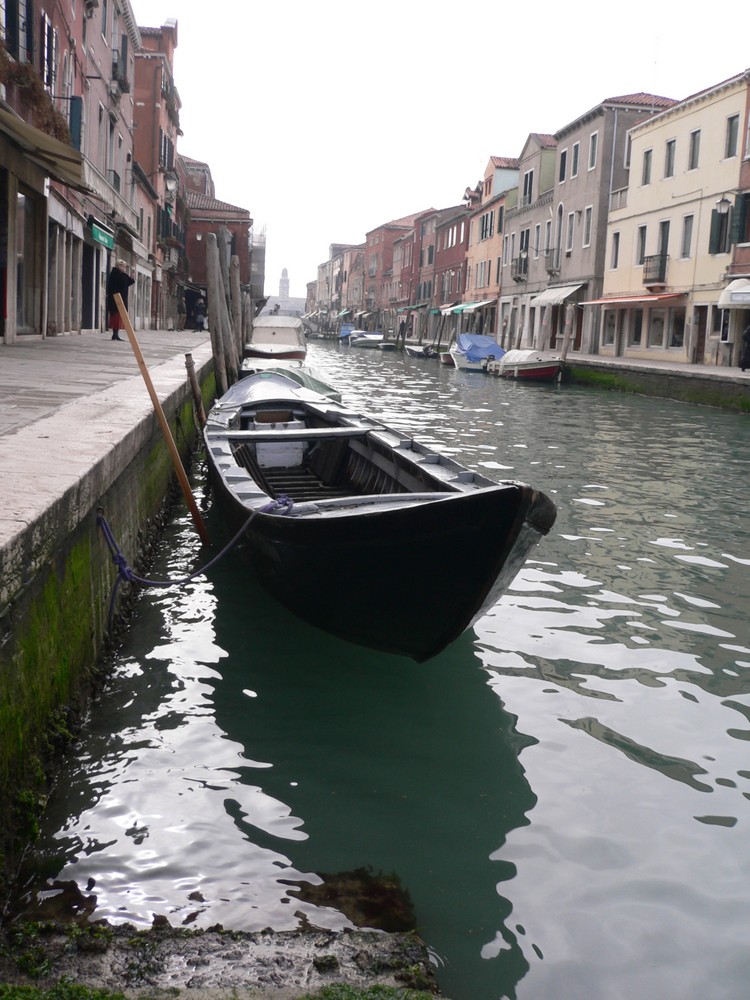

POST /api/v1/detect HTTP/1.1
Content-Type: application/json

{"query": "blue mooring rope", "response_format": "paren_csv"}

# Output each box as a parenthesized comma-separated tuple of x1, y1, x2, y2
(96, 494, 295, 632)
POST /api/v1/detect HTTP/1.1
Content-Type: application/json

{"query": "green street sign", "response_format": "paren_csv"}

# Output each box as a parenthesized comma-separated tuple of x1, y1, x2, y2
(91, 222, 114, 249)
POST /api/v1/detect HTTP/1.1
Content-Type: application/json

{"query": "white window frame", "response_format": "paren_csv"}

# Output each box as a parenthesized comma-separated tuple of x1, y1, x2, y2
(571, 142, 580, 177)
(582, 206, 593, 247)
(566, 212, 575, 252)
(688, 130, 700, 171)
(725, 115, 739, 158)
(636, 225, 647, 265)
(664, 138, 676, 178)
(610, 231, 620, 269)
(642, 148, 652, 186)
(680, 214, 694, 258)
(588, 131, 599, 170)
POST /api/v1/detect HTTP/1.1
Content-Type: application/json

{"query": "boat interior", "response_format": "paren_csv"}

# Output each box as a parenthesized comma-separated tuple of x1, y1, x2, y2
(223, 402, 468, 504)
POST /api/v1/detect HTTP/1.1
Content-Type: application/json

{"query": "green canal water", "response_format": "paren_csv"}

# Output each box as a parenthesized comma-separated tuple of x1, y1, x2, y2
(15, 343, 750, 1000)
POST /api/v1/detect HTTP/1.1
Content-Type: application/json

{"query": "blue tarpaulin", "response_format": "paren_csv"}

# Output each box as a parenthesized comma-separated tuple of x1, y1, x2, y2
(455, 334, 506, 363)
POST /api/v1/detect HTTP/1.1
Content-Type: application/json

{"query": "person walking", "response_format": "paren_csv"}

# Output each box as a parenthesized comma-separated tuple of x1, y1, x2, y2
(194, 297, 206, 331)
(106, 259, 135, 341)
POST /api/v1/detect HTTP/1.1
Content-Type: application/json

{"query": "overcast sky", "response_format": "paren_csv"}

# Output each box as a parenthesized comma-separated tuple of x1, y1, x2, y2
(132, 0, 749, 299)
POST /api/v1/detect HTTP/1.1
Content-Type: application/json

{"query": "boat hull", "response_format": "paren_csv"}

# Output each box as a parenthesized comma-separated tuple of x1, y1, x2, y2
(501, 362, 562, 381)
(449, 349, 485, 372)
(215, 482, 553, 662)
(244, 346, 307, 361)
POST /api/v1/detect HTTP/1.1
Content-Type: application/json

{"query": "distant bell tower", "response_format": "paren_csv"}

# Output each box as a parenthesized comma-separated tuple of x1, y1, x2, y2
(279, 267, 289, 301)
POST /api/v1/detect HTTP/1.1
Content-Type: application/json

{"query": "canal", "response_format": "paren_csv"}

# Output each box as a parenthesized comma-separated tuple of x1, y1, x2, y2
(14, 342, 750, 1000)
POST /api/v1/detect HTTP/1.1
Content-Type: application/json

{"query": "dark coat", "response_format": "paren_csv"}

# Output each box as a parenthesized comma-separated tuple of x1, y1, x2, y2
(106, 266, 135, 314)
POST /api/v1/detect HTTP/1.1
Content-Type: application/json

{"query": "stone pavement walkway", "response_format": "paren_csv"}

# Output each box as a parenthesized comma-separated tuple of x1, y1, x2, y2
(0, 328, 213, 438)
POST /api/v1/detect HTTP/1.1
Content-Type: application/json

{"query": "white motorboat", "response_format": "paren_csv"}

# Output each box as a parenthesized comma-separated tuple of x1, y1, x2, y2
(245, 316, 307, 361)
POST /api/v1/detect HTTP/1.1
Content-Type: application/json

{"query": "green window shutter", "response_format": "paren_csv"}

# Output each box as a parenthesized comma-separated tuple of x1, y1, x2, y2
(729, 197, 744, 246)
(708, 209, 721, 255)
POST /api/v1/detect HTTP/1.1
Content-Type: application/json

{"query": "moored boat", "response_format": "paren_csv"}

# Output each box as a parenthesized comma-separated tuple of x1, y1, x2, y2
(486, 349, 564, 382)
(245, 316, 307, 361)
(405, 344, 437, 358)
(350, 331, 384, 348)
(449, 333, 505, 372)
(203, 371, 557, 661)
(238, 362, 342, 401)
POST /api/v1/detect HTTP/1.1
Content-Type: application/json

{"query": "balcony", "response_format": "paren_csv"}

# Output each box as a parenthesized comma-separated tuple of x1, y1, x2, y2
(510, 256, 528, 282)
(643, 253, 668, 287)
(546, 247, 561, 275)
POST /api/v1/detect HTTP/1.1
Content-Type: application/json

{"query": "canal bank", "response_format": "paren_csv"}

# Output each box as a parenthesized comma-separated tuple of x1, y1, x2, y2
(562, 352, 750, 411)
(0, 329, 215, 883)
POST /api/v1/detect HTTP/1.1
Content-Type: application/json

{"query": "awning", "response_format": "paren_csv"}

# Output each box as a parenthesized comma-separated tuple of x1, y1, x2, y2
(462, 297, 497, 313)
(531, 283, 584, 307)
(0, 106, 88, 191)
(337, 308, 351, 318)
(439, 301, 460, 315)
(718, 278, 750, 309)
(582, 292, 687, 306)
(354, 310, 367, 317)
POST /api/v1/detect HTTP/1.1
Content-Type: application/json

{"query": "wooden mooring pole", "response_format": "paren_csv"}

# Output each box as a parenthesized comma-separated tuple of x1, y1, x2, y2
(114, 293, 210, 546)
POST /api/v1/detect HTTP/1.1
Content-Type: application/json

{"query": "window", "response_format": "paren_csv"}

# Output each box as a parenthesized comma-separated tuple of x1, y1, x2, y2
(496, 257, 502, 283)
(571, 142, 580, 177)
(648, 309, 666, 347)
(642, 148, 652, 185)
(636, 225, 647, 264)
(566, 212, 574, 251)
(688, 130, 700, 170)
(544, 219, 552, 254)
(708, 206, 731, 254)
(5, 0, 34, 61)
(588, 131, 598, 170)
(610, 231, 620, 269)
(602, 311, 616, 346)
(725, 115, 739, 158)
(583, 206, 593, 247)
(480, 210, 494, 241)
(534, 224, 541, 258)
(664, 139, 675, 178)
(658, 219, 670, 256)
(669, 309, 686, 348)
(559, 149, 568, 183)
(40, 14, 58, 93)
(630, 310, 643, 345)
(735, 193, 750, 245)
(680, 215, 694, 258)
(503, 234, 509, 265)
(496, 206, 504, 233)
(522, 170, 534, 206)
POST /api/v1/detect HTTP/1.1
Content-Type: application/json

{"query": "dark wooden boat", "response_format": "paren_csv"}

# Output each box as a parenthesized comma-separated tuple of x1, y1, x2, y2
(204, 371, 557, 661)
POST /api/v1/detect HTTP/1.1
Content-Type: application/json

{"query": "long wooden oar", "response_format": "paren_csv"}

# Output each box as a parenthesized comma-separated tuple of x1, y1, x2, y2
(114, 293, 210, 546)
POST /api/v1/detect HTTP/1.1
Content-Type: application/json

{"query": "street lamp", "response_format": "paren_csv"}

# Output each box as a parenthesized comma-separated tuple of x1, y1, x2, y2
(715, 195, 732, 215)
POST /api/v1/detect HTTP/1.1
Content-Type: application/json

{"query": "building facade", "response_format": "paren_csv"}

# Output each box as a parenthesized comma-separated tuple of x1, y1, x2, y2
(590, 71, 750, 366)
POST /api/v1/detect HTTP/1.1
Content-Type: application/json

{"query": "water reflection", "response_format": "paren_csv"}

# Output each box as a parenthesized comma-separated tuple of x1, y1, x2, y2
(13, 343, 750, 1000)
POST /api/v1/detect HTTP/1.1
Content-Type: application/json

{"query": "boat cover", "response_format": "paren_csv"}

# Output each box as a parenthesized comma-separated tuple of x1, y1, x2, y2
(455, 334, 506, 363)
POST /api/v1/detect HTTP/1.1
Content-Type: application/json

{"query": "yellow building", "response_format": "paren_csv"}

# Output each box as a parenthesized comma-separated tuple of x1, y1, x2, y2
(587, 70, 750, 366)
